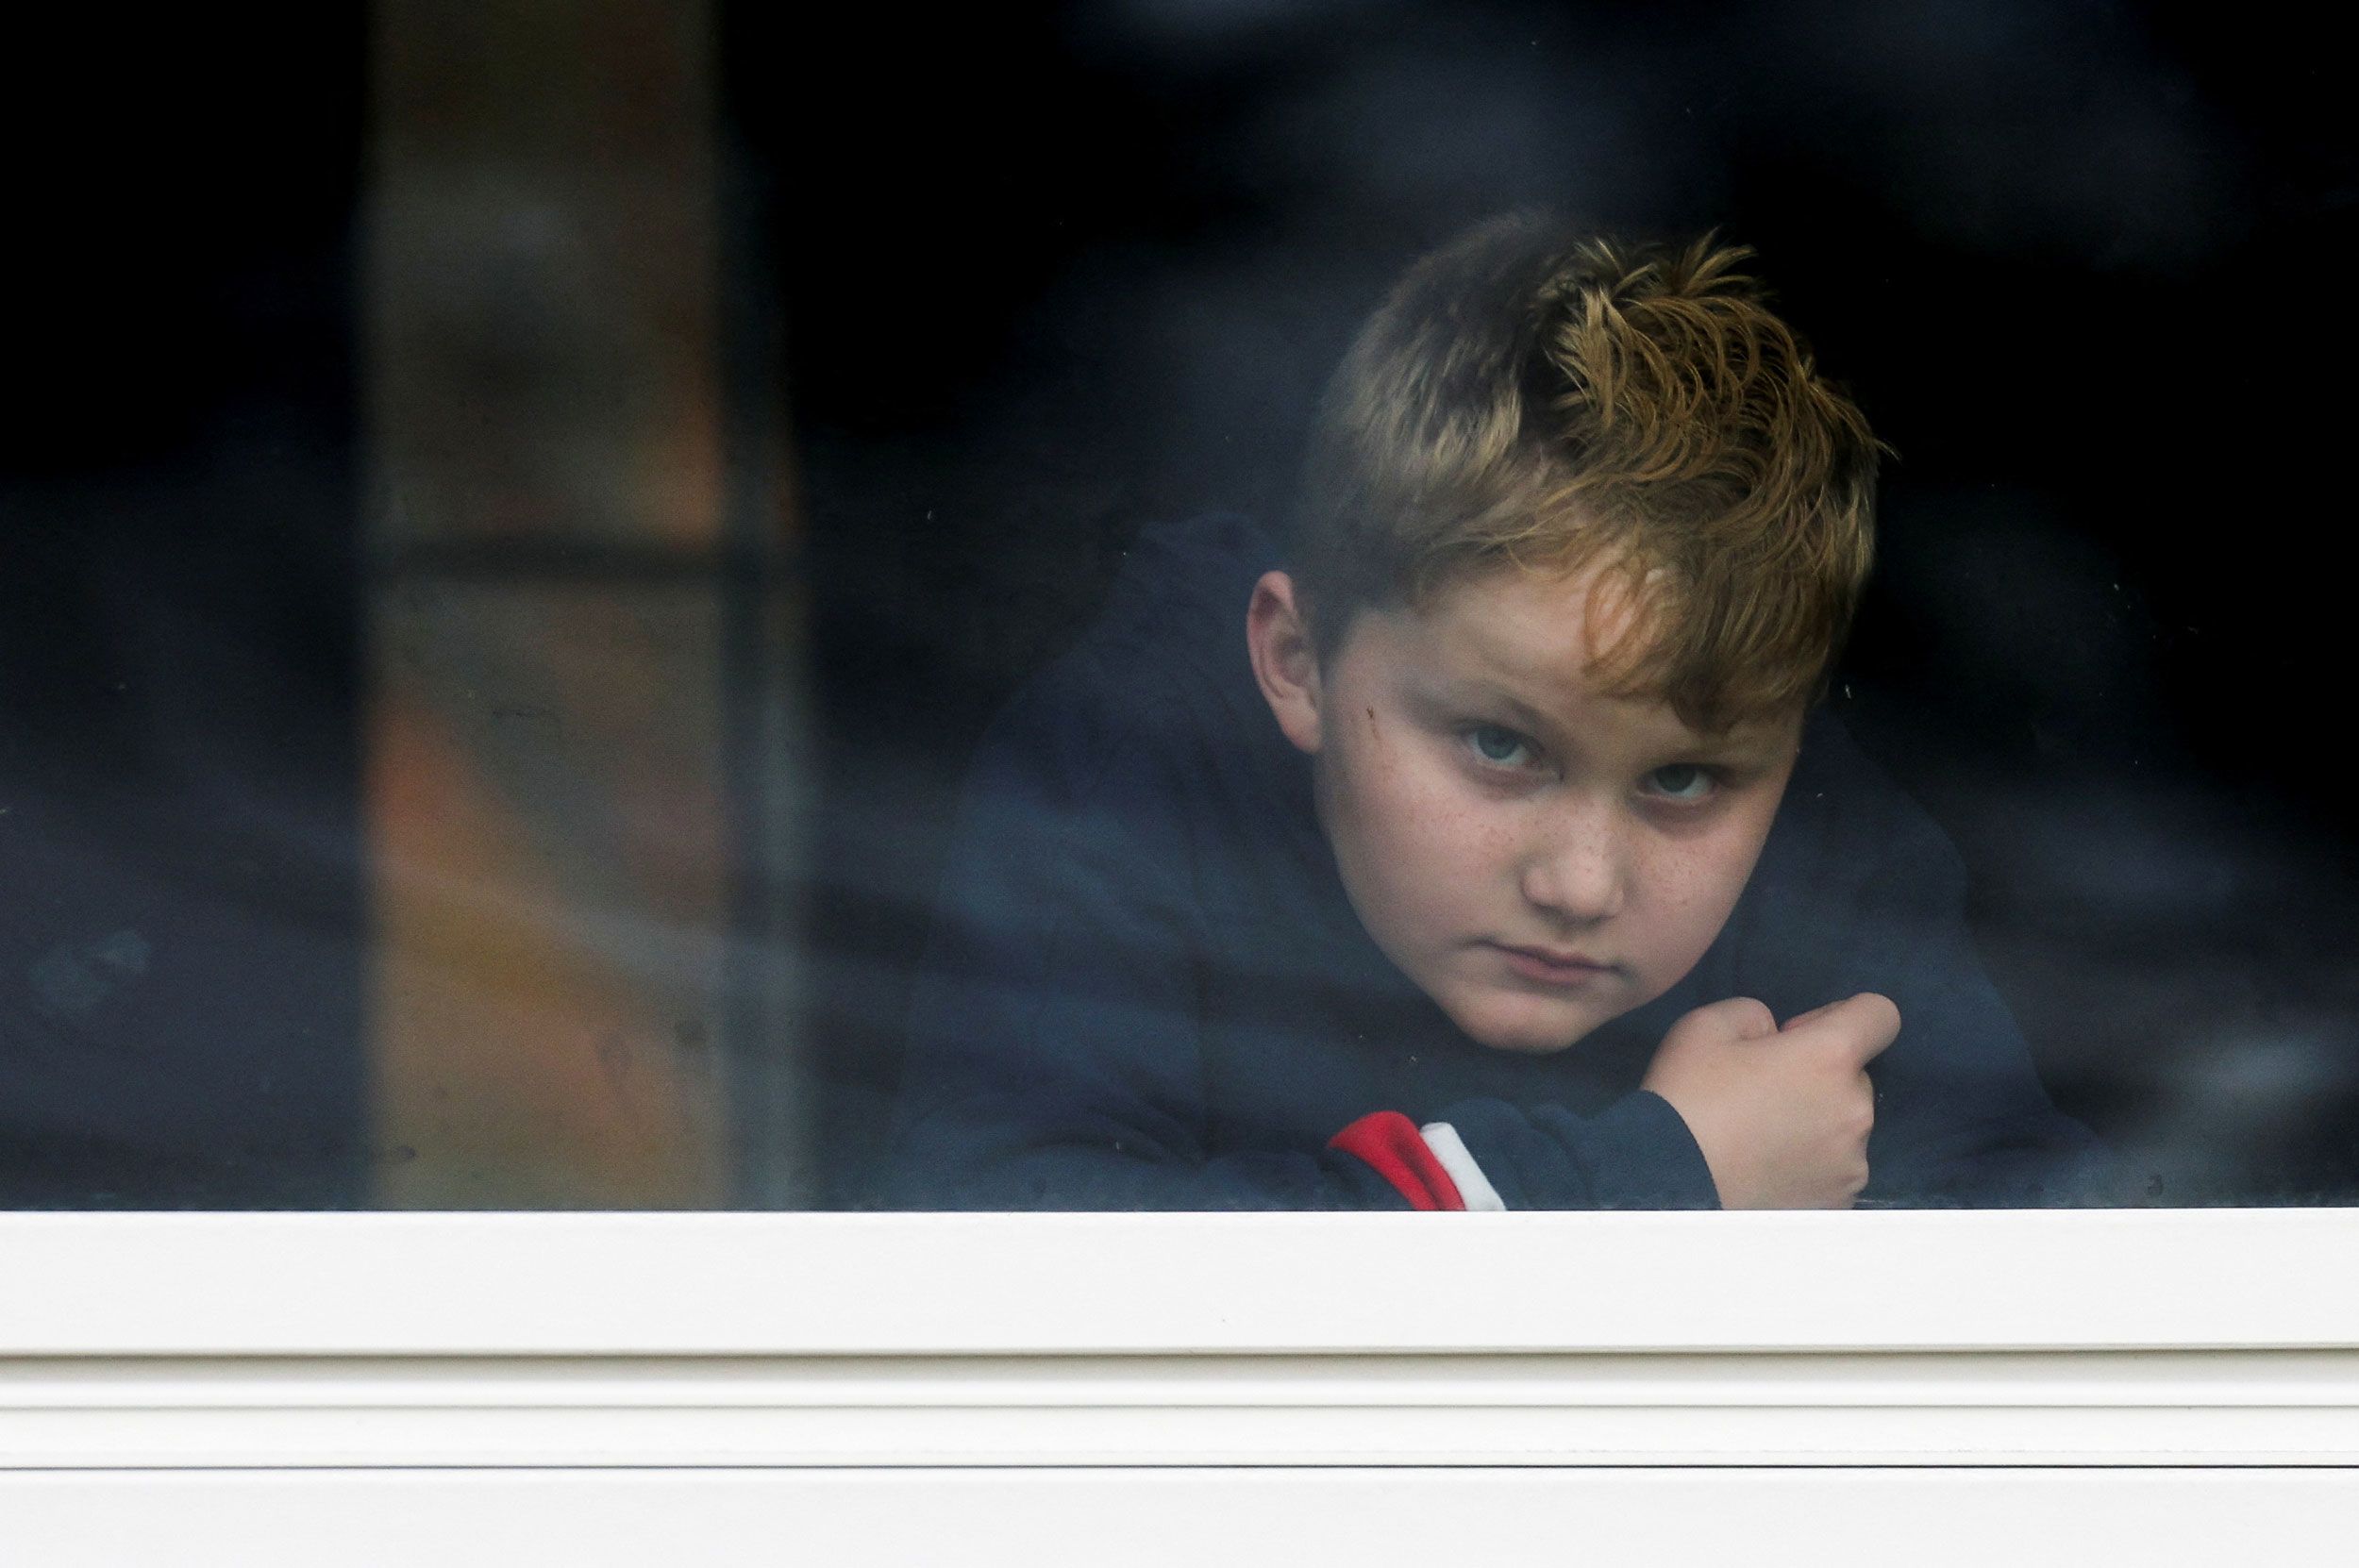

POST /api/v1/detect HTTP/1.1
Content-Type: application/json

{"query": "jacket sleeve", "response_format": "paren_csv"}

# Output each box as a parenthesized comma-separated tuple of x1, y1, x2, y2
(882, 649, 1721, 1212)
(1734, 715, 2115, 1207)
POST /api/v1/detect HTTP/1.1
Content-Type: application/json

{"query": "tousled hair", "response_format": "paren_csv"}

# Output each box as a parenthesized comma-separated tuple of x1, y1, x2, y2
(1290, 212, 1883, 732)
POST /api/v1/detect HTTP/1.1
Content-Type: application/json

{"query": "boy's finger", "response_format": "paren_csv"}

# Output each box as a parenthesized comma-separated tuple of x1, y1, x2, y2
(1830, 993, 1901, 1063)
(1703, 995, 1780, 1041)
(1780, 999, 1844, 1032)
(1781, 993, 1900, 1061)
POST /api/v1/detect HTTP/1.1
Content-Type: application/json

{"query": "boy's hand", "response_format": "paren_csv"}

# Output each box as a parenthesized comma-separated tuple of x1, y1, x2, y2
(1639, 993, 1900, 1209)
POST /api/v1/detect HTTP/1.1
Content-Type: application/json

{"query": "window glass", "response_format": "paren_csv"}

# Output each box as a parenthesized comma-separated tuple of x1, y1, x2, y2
(4, 2, 2349, 1209)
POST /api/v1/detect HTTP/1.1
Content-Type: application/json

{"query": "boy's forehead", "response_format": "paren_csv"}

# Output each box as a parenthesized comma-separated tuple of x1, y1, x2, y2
(1415, 560, 1659, 692)
(1396, 564, 1801, 752)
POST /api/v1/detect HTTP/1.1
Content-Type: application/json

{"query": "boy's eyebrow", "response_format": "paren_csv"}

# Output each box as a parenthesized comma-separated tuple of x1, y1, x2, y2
(1687, 730, 1803, 768)
(1414, 672, 1605, 740)
(1411, 673, 1574, 740)
(1465, 684, 1560, 736)
(1424, 671, 1798, 762)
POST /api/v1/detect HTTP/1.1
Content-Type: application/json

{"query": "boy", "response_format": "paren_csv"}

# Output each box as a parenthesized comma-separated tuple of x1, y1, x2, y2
(886, 214, 2102, 1210)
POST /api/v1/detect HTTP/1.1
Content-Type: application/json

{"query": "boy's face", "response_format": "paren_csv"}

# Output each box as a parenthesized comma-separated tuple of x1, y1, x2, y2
(1252, 565, 1802, 1055)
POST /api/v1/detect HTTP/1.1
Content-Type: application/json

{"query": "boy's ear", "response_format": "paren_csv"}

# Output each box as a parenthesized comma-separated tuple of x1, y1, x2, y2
(1246, 570, 1327, 756)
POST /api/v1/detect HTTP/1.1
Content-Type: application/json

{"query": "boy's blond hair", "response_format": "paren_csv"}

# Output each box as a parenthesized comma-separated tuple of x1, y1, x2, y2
(1291, 212, 1882, 732)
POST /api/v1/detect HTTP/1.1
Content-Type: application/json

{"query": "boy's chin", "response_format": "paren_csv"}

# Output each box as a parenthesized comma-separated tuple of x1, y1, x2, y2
(1444, 991, 1607, 1056)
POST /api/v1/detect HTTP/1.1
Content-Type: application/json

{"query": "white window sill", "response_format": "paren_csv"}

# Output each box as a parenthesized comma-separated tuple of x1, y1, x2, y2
(5, 1209, 2355, 1357)
(7, 1210, 2356, 1560)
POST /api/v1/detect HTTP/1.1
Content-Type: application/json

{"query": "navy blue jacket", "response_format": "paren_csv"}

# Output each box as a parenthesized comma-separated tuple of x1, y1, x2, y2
(888, 514, 2104, 1209)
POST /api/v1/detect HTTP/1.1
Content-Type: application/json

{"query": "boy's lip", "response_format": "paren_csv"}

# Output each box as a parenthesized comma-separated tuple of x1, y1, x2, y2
(1488, 942, 1616, 984)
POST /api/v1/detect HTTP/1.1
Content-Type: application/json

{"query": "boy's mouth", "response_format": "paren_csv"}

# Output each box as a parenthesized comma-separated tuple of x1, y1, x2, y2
(1487, 942, 1615, 987)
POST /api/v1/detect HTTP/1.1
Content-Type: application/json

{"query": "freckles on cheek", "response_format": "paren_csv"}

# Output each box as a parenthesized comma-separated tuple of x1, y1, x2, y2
(1651, 855, 1700, 905)
(1658, 831, 1765, 922)
(1469, 816, 1516, 862)
(1639, 853, 1725, 930)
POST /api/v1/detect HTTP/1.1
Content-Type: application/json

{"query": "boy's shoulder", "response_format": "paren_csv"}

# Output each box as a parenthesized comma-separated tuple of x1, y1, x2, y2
(990, 512, 1287, 786)
(1089, 511, 1280, 665)
(946, 511, 1332, 934)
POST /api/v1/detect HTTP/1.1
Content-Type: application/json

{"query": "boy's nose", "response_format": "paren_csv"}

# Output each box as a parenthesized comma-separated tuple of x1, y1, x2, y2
(1518, 809, 1628, 924)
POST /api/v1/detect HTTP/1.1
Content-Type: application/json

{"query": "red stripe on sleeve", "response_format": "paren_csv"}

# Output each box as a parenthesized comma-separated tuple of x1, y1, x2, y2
(1328, 1110, 1468, 1211)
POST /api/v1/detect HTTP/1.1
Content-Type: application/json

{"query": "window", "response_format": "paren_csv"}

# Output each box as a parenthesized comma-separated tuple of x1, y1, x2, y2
(6, 5, 2351, 1549)
(7, 0, 2346, 1216)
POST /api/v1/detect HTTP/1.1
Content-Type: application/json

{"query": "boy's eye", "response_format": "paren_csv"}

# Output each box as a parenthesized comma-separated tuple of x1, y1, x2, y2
(1466, 726, 1535, 767)
(1644, 764, 1716, 801)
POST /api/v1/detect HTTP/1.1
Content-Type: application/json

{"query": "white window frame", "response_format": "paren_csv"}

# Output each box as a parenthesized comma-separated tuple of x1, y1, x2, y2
(6, 1209, 2359, 1560)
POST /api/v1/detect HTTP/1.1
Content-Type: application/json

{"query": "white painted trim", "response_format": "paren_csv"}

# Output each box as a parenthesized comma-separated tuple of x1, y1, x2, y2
(4, 1470, 2357, 1567)
(3, 1209, 2354, 1357)
(5, 1349, 2359, 1469)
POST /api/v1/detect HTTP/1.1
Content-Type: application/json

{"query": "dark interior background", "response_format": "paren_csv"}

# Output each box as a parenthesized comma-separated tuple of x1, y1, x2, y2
(3, 1, 2351, 1206)
(2, 10, 367, 1206)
